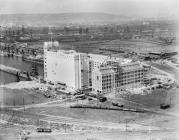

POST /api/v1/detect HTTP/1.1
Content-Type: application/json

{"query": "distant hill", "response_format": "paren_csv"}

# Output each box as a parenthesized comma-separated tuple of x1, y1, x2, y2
(0, 13, 130, 26)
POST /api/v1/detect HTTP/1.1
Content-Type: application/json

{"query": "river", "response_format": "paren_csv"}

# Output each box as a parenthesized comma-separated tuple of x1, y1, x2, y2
(0, 55, 43, 84)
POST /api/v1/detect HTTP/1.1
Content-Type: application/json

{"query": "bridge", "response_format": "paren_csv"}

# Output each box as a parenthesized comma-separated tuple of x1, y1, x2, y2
(0, 64, 31, 80)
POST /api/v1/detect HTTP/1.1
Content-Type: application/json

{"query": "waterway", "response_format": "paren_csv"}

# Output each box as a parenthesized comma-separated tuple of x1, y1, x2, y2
(0, 55, 43, 84)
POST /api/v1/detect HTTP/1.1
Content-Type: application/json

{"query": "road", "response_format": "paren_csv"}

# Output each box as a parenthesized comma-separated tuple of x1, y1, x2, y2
(25, 130, 179, 140)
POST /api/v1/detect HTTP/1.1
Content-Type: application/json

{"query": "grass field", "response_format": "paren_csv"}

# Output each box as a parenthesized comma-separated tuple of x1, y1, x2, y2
(27, 105, 155, 124)
(122, 89, 171, 108)
(0, 87, 49, 106)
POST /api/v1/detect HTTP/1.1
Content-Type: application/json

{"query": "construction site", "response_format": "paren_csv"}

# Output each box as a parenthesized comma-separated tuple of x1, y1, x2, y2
(0, 7, 178, 140)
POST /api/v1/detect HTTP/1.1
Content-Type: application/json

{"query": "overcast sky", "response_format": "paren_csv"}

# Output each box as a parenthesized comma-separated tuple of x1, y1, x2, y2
(0, 0, 178, 18)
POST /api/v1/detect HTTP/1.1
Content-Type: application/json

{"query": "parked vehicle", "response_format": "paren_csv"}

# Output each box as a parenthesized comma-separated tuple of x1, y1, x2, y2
(112, 102, 124, 107)
(36, 128, 52, 133)
(160, 104, 170, 109)
(98, 96, 107, 102)
(75, 94, 86, 100)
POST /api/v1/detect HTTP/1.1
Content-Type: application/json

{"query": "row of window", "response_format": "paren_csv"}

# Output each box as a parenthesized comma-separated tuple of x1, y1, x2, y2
(120, 76, 144, 79)
(119, 75, 143, 79)
(118, 70, 144, 75)
(101, 76, 143, 83)
(118, 72, 144, 76)
(115, 76, 143, 80)
(102, 75, 112, 79)
(102, 83, 112, 86)
(102, 86, 112, 90)
(102, 79, 112, 82)
(115, 78, 143, 83)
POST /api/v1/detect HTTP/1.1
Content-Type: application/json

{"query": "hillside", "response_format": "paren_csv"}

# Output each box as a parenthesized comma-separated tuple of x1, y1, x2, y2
(0, 13, 130, 26)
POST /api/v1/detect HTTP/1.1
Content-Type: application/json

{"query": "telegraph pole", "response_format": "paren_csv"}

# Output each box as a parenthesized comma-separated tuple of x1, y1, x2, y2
(125, 119, 128, 132)
(125, 119, 128, 140)
(170, 93, 172, 106)
(13, 98, 15, 107)
(23, 96, 25, 112)
(125, 119, 134, 140)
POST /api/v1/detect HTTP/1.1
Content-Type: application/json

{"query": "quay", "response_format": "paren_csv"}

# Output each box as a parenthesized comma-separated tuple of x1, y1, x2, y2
(0, 64, 31, 80)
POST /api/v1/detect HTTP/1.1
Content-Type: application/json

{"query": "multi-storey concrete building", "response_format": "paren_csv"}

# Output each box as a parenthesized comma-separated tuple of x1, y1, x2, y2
(88, 54, 109, 86)
(44, 42, 89, 89)
(88, 54, 131, 87)
(92, 65, 115, 94)
(92, 61, 150, 94)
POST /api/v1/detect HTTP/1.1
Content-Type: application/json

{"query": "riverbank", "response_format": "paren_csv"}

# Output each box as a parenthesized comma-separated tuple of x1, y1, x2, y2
(0, 81, 44, 89)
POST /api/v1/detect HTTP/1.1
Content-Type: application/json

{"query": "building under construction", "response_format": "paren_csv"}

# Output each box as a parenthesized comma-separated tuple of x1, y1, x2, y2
(92, 61, 150, 94)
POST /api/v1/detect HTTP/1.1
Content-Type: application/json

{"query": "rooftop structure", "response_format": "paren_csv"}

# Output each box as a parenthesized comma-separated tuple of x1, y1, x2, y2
(44, 41, 59, 49)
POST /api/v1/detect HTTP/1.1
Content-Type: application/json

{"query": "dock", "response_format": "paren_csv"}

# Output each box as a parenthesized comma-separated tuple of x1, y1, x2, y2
(0, 64, 31, 80)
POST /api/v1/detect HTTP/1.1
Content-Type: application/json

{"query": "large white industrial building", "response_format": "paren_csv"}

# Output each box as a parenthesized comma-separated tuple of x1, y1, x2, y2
(44, 42, 89, 89)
